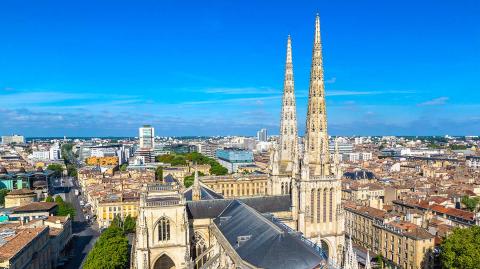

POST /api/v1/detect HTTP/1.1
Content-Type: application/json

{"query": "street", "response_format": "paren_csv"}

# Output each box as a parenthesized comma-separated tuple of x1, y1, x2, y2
(60, 177, 100, 269)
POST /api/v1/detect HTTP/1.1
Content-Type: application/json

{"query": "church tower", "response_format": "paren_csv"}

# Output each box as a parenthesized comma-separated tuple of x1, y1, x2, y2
(296, 14, 344, 262)
(304, 14, 331, 177)
(268, 35, 299, 196)
(192, 168, 201, 201)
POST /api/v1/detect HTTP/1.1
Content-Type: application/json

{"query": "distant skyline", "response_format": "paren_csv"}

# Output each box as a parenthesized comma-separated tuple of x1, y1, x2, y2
(1, 0, 479, 136)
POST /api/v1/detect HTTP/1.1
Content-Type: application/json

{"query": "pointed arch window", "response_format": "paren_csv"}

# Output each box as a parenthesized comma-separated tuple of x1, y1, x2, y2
(158, 217, 170, 242)
(316, 189, 321, 223)
(310, 190, 315, 222)
(193, 232, 207, 269)
(323, 189, 327, 222)
(329, 188, 334, 222)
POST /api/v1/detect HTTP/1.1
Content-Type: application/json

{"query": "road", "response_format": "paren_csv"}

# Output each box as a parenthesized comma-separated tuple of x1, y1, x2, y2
(61, 177, 100, 269)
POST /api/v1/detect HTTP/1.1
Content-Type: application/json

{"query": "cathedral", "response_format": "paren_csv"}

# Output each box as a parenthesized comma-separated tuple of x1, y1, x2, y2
(133, 15, 346, 269)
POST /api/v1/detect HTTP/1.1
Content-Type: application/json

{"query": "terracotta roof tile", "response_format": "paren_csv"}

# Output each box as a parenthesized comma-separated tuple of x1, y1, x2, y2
(13, 202, 57, 213)
(0, 227, 47, 261)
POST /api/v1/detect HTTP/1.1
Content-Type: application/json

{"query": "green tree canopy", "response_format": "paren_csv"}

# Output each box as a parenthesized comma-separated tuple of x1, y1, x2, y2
(183, 171, 205, 188)
(83, 225, 129, 269)
(450, 144, 468, 150)
(440, 226, 480, 269)
(45, 195, 54, 202)
(54, 195, 64, 204)
(124, 215, 136, 234)
(156, 152, 228, 176)
(119, 163, 128, 172)
(0, 189, 10, 206)
(461, 196, 480, 212)
(66, 164, 77, 178)
(155, 166, 163, 181)
(209, 163, 228, 175)
(47, 163, 64, 177)
(53, 195, 76, 218)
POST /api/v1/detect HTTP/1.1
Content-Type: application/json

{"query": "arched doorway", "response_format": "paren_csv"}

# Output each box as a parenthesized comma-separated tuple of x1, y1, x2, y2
(320, 240, 330, 259)
(153, 254, 175, 269)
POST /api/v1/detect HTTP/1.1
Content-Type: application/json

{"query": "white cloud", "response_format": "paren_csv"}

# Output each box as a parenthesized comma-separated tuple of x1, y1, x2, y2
(180, 95, 281, 106)
(418, 97, 449, 106)
(203, 87, 277, 95)
(326, 90, 413, 96)
(325, 77, 337, 84)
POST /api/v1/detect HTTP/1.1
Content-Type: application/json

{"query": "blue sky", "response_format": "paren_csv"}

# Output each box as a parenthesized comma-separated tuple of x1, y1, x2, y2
(1, 0, 479, 137)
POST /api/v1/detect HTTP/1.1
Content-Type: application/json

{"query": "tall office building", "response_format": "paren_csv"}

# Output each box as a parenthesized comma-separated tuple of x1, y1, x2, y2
(139, 125, 155, 149)
(256, 128, 267, 142)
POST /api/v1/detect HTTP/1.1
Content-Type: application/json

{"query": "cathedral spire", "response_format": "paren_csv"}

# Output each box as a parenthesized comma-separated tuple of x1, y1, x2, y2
(192, 165, 201, 201)
(365, 250, 371, 269)
(278, 35, 299, 174)
(344, 235, 359, 269)
(304, 14, 331, 176)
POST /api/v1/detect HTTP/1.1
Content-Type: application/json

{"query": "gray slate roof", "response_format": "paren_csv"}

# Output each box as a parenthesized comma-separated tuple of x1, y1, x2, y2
(184, 185, 224, 201)
(186, 195, 291, 219)
(213, 200, 325, 269)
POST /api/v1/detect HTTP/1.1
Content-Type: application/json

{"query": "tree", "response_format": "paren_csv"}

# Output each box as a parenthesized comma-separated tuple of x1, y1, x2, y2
(450, 144, 468, 150)
(47, 163, 64, 177)
(0, 189, 10, 206)
(45, 195, 54, 202)
(461, 196, 480, 212)
(111, 215, 123, 229)
(53, 195, 76, 218)
(210, 163, 228, 175)
(183, 171, 205, 188)
(83, 225, 129, 269)
(66, 164, 77, 178)
(157, 152, 228, 175)
(155, 166, 163, 181)
(124, 215, 136, 234)
(119, 163, 128, 172)
(375, 255, 384, 269)
(54, 195, 64, 204)
(440, 226, 480, 269)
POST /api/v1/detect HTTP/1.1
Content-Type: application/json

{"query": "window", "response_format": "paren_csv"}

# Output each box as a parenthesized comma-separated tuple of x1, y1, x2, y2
(193, 232, 207, 269)
(310, 190, 315, 222)
(329, 188, 333, 222)
(323, 189, 327, 222)
(316, 189, 321, 223)
(158, 217, 170, 242)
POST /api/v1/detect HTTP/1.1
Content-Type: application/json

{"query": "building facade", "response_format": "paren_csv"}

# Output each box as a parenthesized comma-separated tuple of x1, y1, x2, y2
(216, 149, 254, 173)
(345, 202, 435, 269)
(140, 125, 155, 149)
(1, 135, 25, 145)
(134, 14, 346, 269)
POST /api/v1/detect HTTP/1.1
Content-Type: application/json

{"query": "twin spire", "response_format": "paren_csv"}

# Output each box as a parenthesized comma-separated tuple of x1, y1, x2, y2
(278, 14, 332, 177)
(278, 35, 298, 174)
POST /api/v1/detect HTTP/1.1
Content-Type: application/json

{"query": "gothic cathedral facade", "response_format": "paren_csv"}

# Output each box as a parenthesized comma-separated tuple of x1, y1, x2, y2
(269, 14, 345, 261)
(134, 14, 345, 269)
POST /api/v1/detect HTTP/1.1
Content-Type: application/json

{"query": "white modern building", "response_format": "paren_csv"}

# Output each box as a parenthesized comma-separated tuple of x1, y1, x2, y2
(466, 156, 480, 169)
(49, 144, 61, 160)
(139, 125, 155, 149)
(32, 151, 50, 160)
(256, 128, 267, 142)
